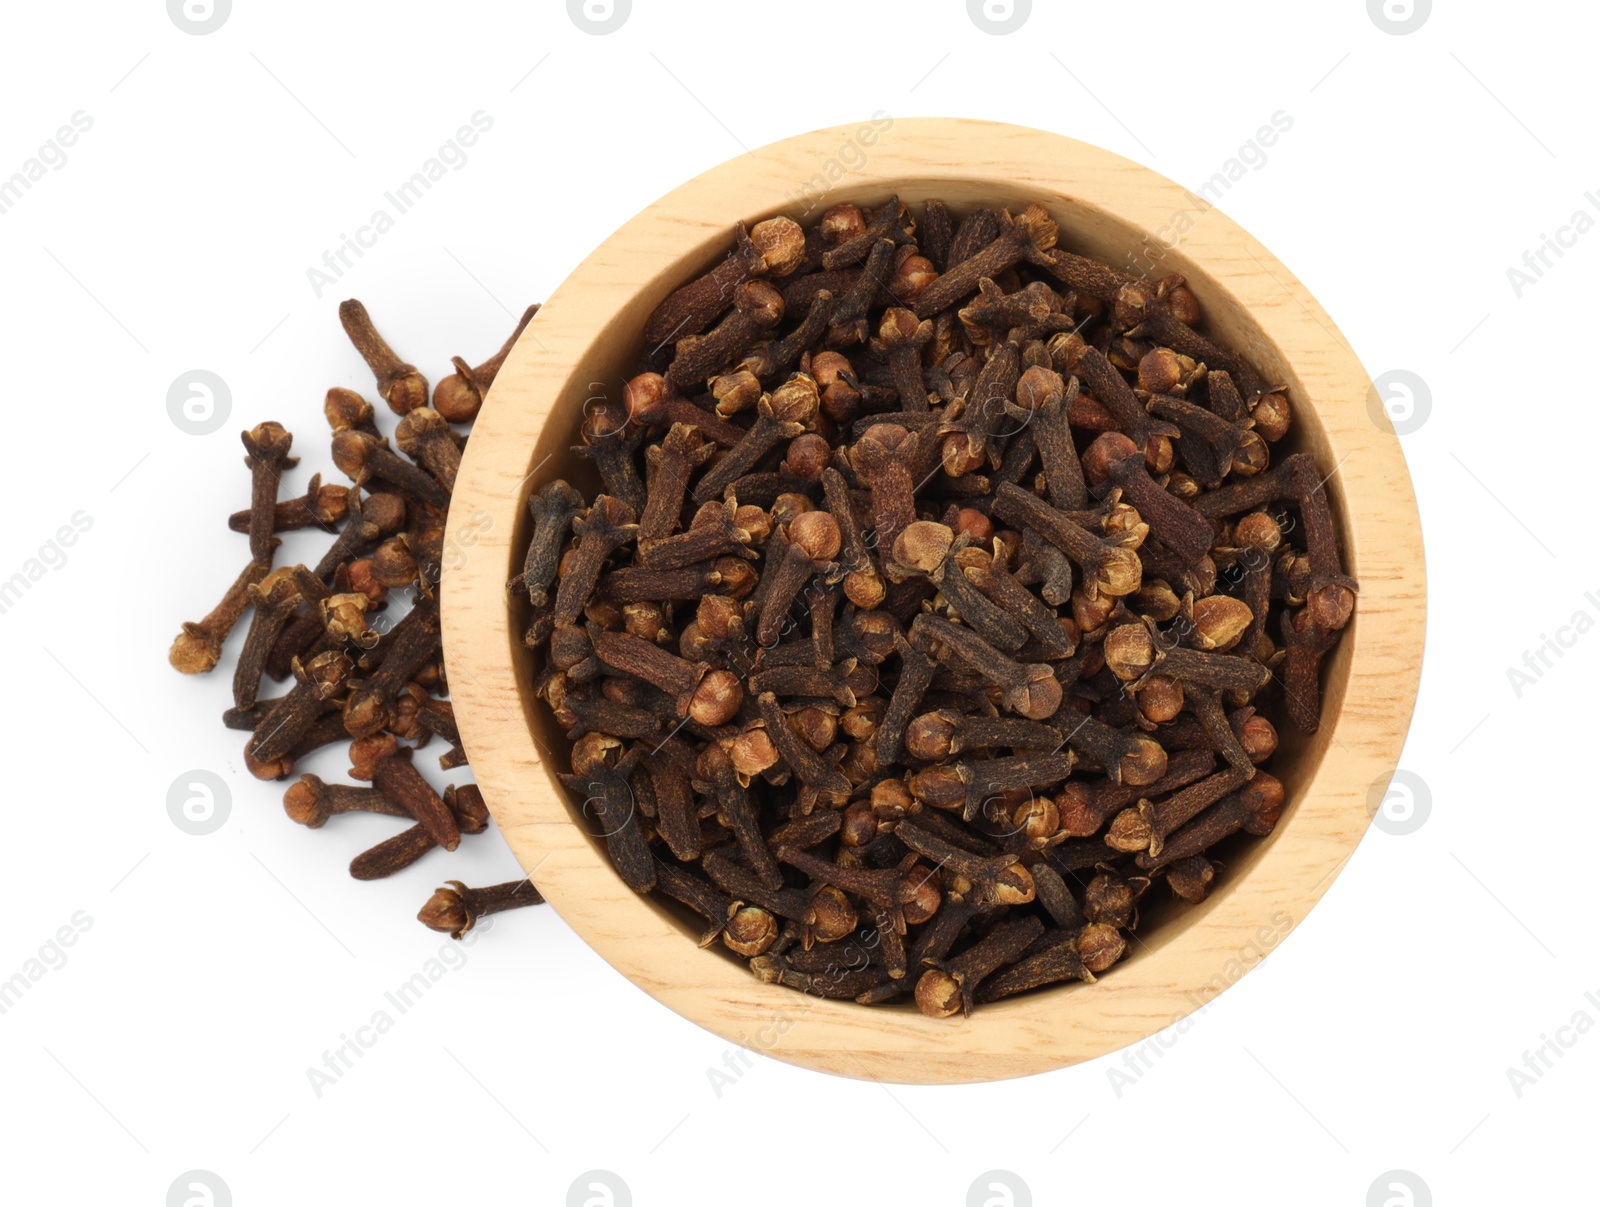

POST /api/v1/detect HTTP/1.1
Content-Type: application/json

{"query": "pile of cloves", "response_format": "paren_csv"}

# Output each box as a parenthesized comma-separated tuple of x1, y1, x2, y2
(170, 299, 547, 935)
(522, 196, 1355, 1016)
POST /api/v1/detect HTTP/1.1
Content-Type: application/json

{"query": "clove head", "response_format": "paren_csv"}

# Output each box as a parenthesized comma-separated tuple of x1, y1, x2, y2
(1252, 391, 1292, 442)
(169, 624, 226, 675)
(765, 371, 821, 428)
(890, 521, 954, 579)
(369, 537, 418, 589)
(386, 370, 429, 416)
(1230, 430, 1271, 477)
(1001, 664, 1064, 722)
(432, 357, 483, 423)
(1078, 922, 1127, 973)
(243, 420, 294, 464)
(1120, 729, 1171, 784)
(1082, 431, 1140, 489)
(622, 602, 671, 644)
(1014, 364, 1065, 413)
(1166, 855, 1216, 903)
(952, 508, 994, 546)
(1089, 545, 1143, 599)
(358, 492, 409, 540)
(303, 650, 354, 699)
(805, 885, 858, 944)
(902, 863, 944, 922)
(1193, 595, 1254, 651)
(348, 733, 399, 781)
(819, 204, 866, 244)
(810, 350, 862, 421)
(905, 710, 959, 762)
(749, 216, 807, 276)
(417, 882, 473, 938)
(782, 433, 831, 480)
(908, 764, 967, 811)
(1306, 582, 1356, 631)
(1240, 772, 1286, 835)
(283, 774, 334, 828)
(786, 510, 841, 563)
(732, 505, 771, 545)
(330, 429, 385, 482)
(1011, 795, 1060, 845)
(986, 862, 1037, 907)
(843, 565, 886, 611)
(1137, 347, 1199, 395)
(687, 668, 743, 727)
(914, 969, 966, 1019)
(736, 279, 785, 328)
(711, 368, 762, 417)
(712, 557, 758, 599)
(1104, 623, 1156, 681)
(1084, 873, 1136, 928)
(622, 372, 674, 426)
(723, 906, 779, 957)
(839, 801, 878, 848)
(1233, 510, 1282, 551)
(875, 305, 929, 348)
(849, 422, 912, 474)
(244, 745, 296, 783)
(696, 594, 744, 640)
(769, 493, 813, 528)
(1137, 674, 1185, 724)
(890, 252, 938, 302)
(571, 732, 623, 777)
(324, 387, 376, 434)
(394, 407, 453, 457)
(789, 705, 837, 753)
(1237, 711, 1279, 763)
(1054, 783, 1099, 838)
(725, 726, 779, 783)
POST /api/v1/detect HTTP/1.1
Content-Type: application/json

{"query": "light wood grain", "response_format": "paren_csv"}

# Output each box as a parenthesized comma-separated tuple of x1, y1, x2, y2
(441, 119, 1426, 1084)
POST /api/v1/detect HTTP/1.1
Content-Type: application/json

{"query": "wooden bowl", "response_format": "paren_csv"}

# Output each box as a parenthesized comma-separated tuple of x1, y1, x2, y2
(443, 119, 1425, 1084)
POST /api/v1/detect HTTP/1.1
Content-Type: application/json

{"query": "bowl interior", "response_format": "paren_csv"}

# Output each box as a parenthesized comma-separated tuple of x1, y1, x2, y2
(507, 188, 1351, 971)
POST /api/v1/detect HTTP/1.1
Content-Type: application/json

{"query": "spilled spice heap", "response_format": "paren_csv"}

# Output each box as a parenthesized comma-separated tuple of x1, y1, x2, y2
(519, 197, 1356, 1016)
(170, 300, 546, 937)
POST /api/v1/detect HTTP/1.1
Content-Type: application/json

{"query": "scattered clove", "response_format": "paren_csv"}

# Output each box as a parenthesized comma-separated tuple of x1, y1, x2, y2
(418, 879, 545, 939)
(173, 299, 545, 937)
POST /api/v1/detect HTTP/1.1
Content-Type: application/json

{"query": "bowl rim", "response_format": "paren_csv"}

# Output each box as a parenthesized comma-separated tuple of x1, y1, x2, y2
(442, 117, 1426, 1084)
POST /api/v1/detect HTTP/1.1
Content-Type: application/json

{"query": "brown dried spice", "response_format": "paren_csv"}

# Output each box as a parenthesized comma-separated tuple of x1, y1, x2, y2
(173, 301, 548, 934)
(519, 198, 1355, 1016)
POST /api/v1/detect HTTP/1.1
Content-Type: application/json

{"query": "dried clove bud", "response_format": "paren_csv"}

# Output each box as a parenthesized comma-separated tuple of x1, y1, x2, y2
(432, 303, 539, 422)
(418, 879, 544, 939)
(339, 299, 428, 415)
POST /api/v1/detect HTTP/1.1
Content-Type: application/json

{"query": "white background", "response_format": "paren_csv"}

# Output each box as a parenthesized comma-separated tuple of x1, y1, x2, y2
(0, 1, 1590, 1204)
